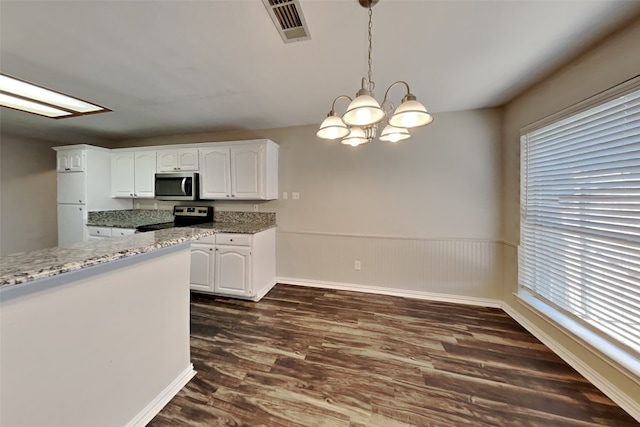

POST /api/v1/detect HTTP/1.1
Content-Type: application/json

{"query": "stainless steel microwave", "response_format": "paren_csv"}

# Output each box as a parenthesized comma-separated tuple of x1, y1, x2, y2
(155, 172, 199, 201)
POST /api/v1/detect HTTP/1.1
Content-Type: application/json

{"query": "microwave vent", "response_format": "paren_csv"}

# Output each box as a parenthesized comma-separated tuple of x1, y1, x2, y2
(262, 0, 311, 43)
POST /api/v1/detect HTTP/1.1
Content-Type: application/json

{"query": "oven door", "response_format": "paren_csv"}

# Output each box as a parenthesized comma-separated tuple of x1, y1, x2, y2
(155, 173, 199, 201)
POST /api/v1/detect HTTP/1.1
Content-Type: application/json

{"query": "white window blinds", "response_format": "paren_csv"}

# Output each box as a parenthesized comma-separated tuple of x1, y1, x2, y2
(519, 81, 640, 357)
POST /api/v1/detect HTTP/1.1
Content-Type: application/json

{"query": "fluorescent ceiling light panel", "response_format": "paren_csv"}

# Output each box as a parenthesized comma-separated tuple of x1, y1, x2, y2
(0, 93, 72, 118)
(0, 73, 110, 118)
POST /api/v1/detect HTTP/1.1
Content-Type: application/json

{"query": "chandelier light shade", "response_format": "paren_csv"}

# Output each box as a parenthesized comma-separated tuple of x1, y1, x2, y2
(316, 0, 433, 147)
(341, 126, 370, 146)
(316, 111, 350, 139)
(342, 87, 385, 127)
(388, 94, 434, 128)
(379, 124, 411, 143)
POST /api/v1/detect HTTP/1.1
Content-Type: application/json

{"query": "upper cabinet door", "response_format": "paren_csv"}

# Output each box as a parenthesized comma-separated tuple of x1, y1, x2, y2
(134, 151, 156, 198)
(111, 152, 135, 197)
(156, 150, 178, 172)
(177, 149, 199, 171)
(56, 149, 85, 172)
(57, 171, 86, 204)
(200, 148, 231, 199)
(231, 145, 263, 199)
(157, 149, 199, 172)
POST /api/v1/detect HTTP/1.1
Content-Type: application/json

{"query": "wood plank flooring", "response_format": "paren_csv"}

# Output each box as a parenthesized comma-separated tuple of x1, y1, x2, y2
(148, 284, 638, 426)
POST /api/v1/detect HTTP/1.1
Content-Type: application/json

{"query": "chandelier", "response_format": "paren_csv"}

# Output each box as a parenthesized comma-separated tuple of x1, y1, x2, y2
(316, 0, 433, 147)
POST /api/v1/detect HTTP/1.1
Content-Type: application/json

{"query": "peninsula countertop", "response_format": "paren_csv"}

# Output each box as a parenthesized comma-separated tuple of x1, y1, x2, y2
(0, 227, 215, 288)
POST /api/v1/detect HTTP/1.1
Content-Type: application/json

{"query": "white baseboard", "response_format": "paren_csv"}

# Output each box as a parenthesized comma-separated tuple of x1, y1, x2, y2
(502, 303, 640, 423)
(276, 277, 502, 308)
(125, 364, 196, 427)
(254, 278, 278, 302)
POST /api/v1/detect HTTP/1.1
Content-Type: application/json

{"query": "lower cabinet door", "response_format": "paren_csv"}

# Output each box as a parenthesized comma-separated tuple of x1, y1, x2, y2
(215, 246, 251, 297)
(190, 244, 215, 292)
(57, 204, 86, 246)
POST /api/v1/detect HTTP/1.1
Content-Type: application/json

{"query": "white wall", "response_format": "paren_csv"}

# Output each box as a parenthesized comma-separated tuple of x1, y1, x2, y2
(0, 134, 59, 255)
(502, 17, 640, 417)
(118, 108, 504, 303)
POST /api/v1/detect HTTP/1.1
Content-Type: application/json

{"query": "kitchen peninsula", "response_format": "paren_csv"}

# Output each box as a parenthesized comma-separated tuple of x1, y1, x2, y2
(0, 228, 214, 427)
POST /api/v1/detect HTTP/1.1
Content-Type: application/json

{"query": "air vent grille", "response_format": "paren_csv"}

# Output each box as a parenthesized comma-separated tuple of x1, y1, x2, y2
(263, 0, 311, 43)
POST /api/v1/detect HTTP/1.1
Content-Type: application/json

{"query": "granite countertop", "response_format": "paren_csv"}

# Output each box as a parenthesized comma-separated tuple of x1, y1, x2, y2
(0, 228, 215, 288)
(86, 210, 277, 233)
(192, 221, 275, 234)
(87, 209, 174, 228)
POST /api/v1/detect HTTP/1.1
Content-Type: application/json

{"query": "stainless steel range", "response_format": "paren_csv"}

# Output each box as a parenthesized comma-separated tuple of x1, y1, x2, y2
(136, 206, 213, 232)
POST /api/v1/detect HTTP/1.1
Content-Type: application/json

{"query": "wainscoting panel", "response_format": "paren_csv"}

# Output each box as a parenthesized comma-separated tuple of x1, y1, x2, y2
(276, 231, 503, 301)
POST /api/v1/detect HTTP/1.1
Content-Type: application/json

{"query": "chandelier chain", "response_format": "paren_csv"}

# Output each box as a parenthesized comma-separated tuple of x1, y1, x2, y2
(367, 5, 374, 92)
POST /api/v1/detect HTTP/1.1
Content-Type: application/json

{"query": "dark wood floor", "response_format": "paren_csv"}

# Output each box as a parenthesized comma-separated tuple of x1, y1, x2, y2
(148, 284, 638, 426)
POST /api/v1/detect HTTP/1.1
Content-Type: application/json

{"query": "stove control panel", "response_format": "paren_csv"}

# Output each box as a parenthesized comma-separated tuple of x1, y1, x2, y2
(174, 206, 213, 218)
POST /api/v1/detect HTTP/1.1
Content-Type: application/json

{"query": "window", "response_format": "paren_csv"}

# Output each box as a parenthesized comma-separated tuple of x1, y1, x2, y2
(519, 77, 640, 370)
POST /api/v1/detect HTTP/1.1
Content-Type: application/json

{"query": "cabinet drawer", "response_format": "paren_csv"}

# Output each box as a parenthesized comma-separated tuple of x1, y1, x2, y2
(196, 235, 216, 244)
(112, 228, 137, 237)
(216, 233, 251, 246)
(87, 226, 112, 237)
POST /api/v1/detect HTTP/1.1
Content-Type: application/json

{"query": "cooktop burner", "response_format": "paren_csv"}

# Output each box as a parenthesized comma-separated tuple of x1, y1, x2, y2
(136, 205, 213, 233)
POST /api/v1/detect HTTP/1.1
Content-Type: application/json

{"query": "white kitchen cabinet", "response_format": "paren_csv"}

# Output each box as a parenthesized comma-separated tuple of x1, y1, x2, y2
(87, 226, 136, 239)
(56, 148, 85, 172)
(57, 204, 86, 246)
(199, 140, 278, 200)
(54, 145, 132, 246)
(111, 152, 134, 198)
(134, 152, 156, 197)
(111, 150, 156, 198)
(231, 145, 262, 199)
(157, 148, 199, 172)
(57, 172, 86, 204)
(200, 148, 231, 199)
(189, 228, 276, 301)
(215, 245, 251, 297)
(190, 243, 215, 293)
(112, 228, 137, 237)
(87, 226, 112, 238)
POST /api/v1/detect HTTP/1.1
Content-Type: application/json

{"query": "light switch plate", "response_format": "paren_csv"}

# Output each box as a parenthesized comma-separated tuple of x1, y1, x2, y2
(283, 192, 288, 200)
(292, 192, 300, 200)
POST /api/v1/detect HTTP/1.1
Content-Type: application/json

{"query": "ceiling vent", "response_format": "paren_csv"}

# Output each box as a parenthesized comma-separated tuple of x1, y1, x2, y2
(263, 0, 311, 43)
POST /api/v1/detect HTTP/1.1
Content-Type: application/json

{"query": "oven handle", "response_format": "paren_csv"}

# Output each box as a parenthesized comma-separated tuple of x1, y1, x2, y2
(181, 178, 187, 195)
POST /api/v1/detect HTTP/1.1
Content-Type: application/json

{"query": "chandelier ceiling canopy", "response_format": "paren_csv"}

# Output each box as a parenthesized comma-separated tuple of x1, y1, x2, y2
(316, 0, 433, 147)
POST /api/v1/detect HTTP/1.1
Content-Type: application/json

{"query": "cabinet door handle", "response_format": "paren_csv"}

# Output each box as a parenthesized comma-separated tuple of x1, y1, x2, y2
(230, 238, 233, 242)
(130, 193, 134, 197)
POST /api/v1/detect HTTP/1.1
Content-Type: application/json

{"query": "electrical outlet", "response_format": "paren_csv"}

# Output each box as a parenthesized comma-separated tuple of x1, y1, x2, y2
(292, 192, 300, 200)
(354, 260, 361, 270)
(253, 204, 259, 212)
(135, 202, 140, 209)
(282, 192, 288, 200)
(153, 202, 158, 210)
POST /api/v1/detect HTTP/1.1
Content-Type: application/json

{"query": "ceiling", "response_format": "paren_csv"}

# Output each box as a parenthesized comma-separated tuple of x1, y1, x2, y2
(1, 0, 639, 143)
